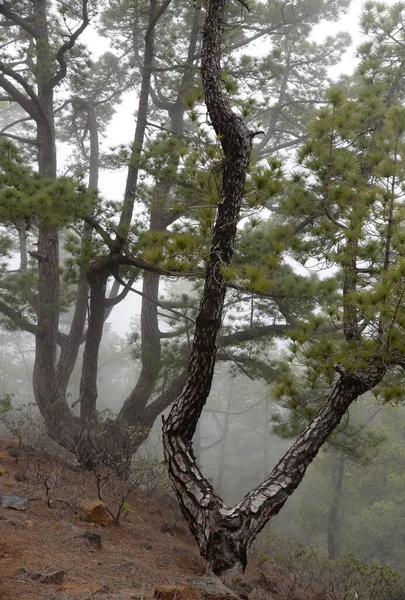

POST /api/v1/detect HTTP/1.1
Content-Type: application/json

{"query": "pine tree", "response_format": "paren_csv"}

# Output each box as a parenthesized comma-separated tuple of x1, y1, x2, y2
(162, 0, 405, 575)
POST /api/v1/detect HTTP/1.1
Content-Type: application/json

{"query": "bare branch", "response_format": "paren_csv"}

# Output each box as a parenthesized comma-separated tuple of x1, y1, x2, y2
(0, 115, 33, 133)
(0, 72, 39, 121)
(0, 299, 45, 336)
(0, 131, 37, 145)
(0, 4, 37, 37)
(49, 0, 90, 88)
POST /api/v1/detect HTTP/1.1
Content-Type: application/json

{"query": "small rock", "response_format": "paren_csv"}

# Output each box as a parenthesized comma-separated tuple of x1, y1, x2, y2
(81, 500, 113, 527)
(25, 520, 34, 527)
(17, 568, 42, 581)
(82, 531, 102, 550)
(144, 543, 153, 550)
(40, 569, 65, 585)
(187, 576, 239, 600)
(60, 520, 78, 531)
(1, 493, 29, 511)
(14, 471, 27, 482)
(155, 583, 202, 600)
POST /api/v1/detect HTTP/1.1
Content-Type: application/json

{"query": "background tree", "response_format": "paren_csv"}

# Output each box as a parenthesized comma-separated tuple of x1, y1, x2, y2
(0, 0, 352, 469)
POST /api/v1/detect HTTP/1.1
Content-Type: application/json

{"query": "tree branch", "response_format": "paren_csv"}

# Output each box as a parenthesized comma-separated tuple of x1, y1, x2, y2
(49, 0, 90, 88)
(0, 61, 42, 115)
(0, 299, 45, 336)
(0, 4, 37, 37)
(0, 115, 34, 133)
(0, 73, 39, 121)
(0, 131, 37, 145)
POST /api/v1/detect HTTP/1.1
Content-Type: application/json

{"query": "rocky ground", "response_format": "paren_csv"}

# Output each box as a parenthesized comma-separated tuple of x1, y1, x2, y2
(0, 437, 350, 600)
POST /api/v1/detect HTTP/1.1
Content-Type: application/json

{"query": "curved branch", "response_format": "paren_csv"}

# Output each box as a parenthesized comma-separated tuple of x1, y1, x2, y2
(0, 298, 45, 336)
(0, 4, 37, 37)
(0, 73, 39, 121)
(0, 115, 34, 133)
(0, 131, 37, 145)
(49, 0, 90, 88)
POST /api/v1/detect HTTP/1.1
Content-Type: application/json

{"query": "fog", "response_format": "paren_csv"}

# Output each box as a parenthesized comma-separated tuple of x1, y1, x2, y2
(2, 0, 405, 591)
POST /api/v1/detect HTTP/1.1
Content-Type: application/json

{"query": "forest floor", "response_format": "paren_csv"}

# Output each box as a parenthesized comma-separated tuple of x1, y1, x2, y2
(0, 436, 377, 600)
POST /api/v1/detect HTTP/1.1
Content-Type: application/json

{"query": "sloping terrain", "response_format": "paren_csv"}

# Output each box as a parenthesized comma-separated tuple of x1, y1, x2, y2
(0, 438, 204, 600)
(1, 437, 398, 600)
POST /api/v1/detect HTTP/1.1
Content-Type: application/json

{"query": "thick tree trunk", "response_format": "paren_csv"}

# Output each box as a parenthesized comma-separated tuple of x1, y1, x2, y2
(166, 367, 384, 574)
(163, 0, 254, 574)
(32, 0, 79, 447)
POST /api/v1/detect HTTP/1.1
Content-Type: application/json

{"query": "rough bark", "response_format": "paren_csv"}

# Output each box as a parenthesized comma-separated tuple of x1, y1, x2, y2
(163, 0, 253, 574)
(32, 0, 79, 445)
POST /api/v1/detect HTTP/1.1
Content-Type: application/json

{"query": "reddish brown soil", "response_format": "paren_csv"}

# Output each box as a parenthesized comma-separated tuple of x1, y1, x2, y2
(0, 438, 204, 600)
(0, 438, 326, 600)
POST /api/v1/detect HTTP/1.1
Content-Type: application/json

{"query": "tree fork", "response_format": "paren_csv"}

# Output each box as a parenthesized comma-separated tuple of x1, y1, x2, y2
(162, 0, 386, 576)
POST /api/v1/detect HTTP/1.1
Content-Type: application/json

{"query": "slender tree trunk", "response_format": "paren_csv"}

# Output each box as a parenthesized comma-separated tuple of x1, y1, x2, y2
(327, 450, 345, 560)
(56, 100, 99, 396)
(118, 7, 201, 428)
(118, 0, 164, 235)
(216, 382, 233, 497)
(78, 266, 109, 427)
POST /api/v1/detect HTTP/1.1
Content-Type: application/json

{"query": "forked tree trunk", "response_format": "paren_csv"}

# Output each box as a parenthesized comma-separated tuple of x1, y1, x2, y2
(162, 0, 386, 576)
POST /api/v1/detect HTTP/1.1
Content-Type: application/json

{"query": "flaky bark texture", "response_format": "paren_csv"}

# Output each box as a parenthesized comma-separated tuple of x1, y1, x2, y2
(163, 0, 254, 575)
(162, 0, 386, 576)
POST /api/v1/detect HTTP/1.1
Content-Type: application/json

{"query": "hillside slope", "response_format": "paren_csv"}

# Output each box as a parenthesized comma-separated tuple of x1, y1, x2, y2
(1, 437, 403, 600)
